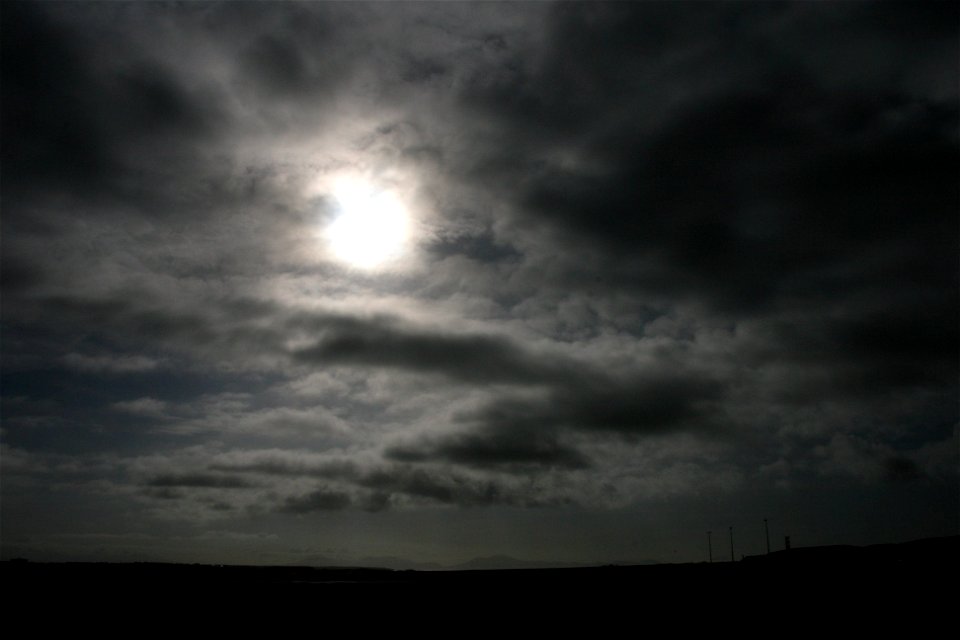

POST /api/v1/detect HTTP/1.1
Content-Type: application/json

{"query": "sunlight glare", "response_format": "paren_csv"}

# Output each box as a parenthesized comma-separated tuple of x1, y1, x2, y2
(326, 177, 411, 269)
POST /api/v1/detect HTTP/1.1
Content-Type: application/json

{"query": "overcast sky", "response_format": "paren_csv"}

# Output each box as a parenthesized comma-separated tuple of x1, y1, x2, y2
(2, 1, 957, 567)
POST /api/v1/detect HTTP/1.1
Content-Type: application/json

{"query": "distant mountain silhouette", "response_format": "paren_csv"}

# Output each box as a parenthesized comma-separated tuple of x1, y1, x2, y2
(357, 556, 445, 571)
(449, 555, 590, 571)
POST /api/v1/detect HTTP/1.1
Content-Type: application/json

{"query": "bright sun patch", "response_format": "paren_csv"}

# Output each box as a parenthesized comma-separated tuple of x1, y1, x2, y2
(326, 177, 411, 269)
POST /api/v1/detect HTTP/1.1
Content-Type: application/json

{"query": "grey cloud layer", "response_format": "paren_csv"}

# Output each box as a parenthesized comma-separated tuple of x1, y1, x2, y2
(2, 2, 956, 563)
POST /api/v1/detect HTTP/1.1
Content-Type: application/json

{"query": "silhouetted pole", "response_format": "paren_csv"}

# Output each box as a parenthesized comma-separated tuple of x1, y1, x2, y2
(764, 518, 770, 554)
(707, 530, 713, 563)
(729, 526, 734, 562)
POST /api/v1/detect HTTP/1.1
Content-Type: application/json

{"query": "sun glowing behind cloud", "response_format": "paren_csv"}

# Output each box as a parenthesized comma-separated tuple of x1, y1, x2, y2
(325, 176, 411, 270)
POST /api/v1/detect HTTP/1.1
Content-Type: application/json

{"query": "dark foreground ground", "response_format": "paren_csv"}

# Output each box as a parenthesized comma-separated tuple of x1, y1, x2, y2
(3, 536, 956, 626)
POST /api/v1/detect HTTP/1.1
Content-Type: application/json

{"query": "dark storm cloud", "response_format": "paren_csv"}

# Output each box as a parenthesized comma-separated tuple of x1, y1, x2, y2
(354, 464, 557, 508)
(0, 255, 47, 294)
(439, 1, 959, 432)
(380, 371, 723, 470)
(281, 488, 352, 513)
(511, 91, 957, 314)
(241, 34, 314, 98)
(359, 467, 493, 506)
(426, 231, 521, 264)
(204, 451, 570, 509)
(291, 320, 580, 385)
(144, 487, 185, 501)
(1, 1, 118, 201)
(10, 290, 602, 392)
(1, 2, 229, 219)
(455, 0, 958, 313)
(386, 422, 591, 470)
(209, 456, 358, 480)
(883, 457, 923, 483)
(291, 314, 727, 447)
(145, 473, 255, 489)
(274, 464, 557, 511)
(755, 304, 959, 399)
(467, 374, 725, 437)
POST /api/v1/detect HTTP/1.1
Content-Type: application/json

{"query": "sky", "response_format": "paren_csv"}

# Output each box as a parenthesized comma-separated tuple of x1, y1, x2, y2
(1, 1, 957, 568)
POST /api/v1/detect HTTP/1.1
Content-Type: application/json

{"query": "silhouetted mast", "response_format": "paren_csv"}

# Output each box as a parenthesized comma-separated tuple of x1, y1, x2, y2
(707, 530, 713, 563)
(729, 526, 734, 562)
(764, 518, 770, 554)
